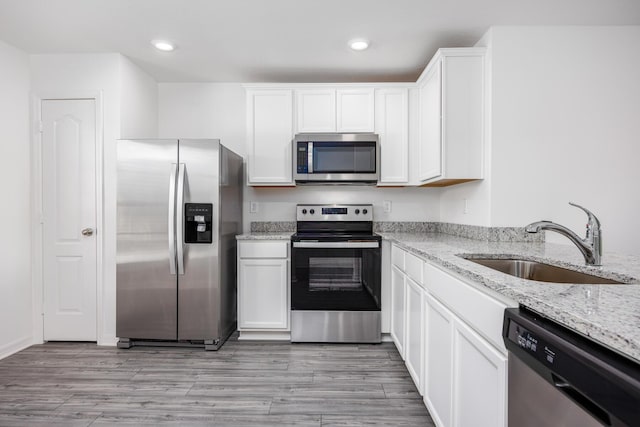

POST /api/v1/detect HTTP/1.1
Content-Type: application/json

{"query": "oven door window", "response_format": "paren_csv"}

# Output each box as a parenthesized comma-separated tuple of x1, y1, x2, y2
(292, 247, 381, 311)
(309, 257, 362, 291)
(313, 142, 376, 174)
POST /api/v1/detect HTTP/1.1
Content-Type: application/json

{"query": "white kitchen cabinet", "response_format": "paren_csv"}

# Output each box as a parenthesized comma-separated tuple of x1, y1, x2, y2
(238, 241, 290, 332)
(336, 88, 375, 132)
(246, 89, 294, 186)
(296, 89, 336, 132)
(390, 265, 406, 358)
(421, 260, 511, 427)
(295, 87, 374, 133)
(453, 317, 507, 427)
(424, 293, 454, 427)
(417, 48, 485, 186)
(405, 276, 424, 394)
(376, 88, 409, 185)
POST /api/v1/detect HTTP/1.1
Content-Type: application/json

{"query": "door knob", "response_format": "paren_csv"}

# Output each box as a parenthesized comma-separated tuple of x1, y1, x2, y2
(81, 228, 94, 236)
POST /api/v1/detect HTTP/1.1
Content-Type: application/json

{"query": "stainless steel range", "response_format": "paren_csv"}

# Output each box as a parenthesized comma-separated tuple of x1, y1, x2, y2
(290, 204, 381, 343)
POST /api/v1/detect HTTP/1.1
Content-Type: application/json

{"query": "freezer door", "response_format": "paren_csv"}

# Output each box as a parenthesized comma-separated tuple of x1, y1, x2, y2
(177, 139, 221, 340)
(116, 139, 178, 340)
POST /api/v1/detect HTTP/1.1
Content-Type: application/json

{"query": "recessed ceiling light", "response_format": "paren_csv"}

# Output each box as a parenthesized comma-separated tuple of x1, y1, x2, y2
(349, 39, 370, 51)
(152, 40, 175, 52)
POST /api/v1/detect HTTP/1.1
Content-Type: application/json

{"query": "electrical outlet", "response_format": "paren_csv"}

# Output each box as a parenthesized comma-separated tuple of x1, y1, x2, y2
(250, 201, 259, 213)
(383, 200, 392, 213)
(463, 198, 468, 214)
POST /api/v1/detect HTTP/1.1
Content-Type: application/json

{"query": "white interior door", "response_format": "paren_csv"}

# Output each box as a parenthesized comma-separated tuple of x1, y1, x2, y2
(42, 99, 97, 341)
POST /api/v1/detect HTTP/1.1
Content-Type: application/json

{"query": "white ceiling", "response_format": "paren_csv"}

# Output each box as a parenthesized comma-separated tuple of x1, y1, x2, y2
(1, 0, 639, 83)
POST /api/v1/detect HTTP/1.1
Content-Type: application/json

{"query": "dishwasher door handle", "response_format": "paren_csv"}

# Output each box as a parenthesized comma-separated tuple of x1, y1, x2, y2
(551, 374, 611, 426)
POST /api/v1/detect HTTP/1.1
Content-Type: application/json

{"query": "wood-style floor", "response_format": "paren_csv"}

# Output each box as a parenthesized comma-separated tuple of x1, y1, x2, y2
(0, 336, 434, 426)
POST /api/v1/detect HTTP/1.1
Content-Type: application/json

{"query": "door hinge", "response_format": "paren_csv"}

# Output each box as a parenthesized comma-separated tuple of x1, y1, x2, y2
(37, 120, 43, 133)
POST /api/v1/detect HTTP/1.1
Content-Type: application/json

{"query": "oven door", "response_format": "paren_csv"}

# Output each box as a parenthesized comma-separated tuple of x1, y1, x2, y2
(291, 240, 381, 311)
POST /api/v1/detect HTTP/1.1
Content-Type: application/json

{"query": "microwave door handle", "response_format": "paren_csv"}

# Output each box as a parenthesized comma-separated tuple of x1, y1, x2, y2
(168, 163, 178, 275)
(308, 142, 313, 173)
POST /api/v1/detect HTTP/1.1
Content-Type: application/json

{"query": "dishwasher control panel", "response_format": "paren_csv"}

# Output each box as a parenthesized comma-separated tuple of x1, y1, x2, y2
(506, 319, 559, 365)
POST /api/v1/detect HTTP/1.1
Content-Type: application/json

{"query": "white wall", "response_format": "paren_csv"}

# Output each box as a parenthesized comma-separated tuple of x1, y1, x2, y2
(158, 82, 442, 231)
(158, 83, 246, 157)
(0, 40, 32, 358)
(119, 56, 158, 138)
(31, 53, 158, 345)
(489, 26, 640, 255)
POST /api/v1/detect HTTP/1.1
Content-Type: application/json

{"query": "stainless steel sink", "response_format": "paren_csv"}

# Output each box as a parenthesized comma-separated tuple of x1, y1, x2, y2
(464, 257, 625, 284)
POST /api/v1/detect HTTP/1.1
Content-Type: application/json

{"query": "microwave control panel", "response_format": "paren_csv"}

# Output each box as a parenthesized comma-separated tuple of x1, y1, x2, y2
(296, 143, 308, 173)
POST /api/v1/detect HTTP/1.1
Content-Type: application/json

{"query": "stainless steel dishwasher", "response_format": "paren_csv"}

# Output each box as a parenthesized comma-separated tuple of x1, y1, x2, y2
(503, 307, 640, 427)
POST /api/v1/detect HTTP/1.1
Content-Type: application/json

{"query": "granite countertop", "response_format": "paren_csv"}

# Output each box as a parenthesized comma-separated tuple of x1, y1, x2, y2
(380, 232, 640, 363)
(236, 232, 293, 240)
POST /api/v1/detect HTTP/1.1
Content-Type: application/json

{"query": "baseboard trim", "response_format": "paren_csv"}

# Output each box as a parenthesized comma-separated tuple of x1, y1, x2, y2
(98, 336, 118, 346)
(0, 335, 33, 361)
(238, 331, 291, 341)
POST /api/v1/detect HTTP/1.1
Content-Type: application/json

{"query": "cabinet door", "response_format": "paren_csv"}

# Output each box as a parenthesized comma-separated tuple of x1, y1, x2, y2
(390, 265, 406, 358)
(405, 277, 424, 394)
(418, 61, 443, 182)
(376, 88, 409, 184)
(337, 88, 374, 132)
(238, 259, 289, 330)
(296, 89, 336, 132)
(452, 318, 507, 427)
(246, 90, 294, 185)
(424, 293, 454, 427)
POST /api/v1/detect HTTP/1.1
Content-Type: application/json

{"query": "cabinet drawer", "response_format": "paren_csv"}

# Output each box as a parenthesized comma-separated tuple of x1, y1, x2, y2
(391, 244, 405, 269)
(424, 262, 509, 352)
(405, 252, 423, 284)
(239, 241, 289, 259)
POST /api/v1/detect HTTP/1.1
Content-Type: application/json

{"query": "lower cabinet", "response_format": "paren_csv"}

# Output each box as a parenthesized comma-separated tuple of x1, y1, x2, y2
(405, 277, 424, 394)
(423, 293, 507, 427)
(237, 240, 290, 333)
(452, 318, 507, 427)
(390, 265, 406, 358)
(389, 243, 510, 427)
(424, 294, 454, 427)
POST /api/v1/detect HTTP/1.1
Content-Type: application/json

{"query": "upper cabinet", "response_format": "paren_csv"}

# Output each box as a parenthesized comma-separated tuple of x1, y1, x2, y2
(336, 88, 375, 132)
(376, 88, 409, 185)
(246, 88, 294, 186)
(296, 89, 336, 132)
(296, 88, 374, 133)
(417, 48, 485, 186)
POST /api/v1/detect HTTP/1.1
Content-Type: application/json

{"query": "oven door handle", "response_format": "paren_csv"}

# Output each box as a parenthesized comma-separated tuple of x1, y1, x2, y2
(293, 241, 379, 249)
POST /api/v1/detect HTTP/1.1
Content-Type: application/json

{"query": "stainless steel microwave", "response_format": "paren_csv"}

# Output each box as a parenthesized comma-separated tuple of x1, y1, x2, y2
(293, 133, 379, 184)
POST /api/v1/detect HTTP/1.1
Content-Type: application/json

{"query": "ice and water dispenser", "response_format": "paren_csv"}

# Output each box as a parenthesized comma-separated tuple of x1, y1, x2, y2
(184, 203, 213, 244)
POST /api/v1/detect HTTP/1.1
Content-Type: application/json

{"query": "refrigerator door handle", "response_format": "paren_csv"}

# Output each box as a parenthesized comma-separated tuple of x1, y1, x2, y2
(168, 163, 178, 275)
(176, 163, 186, 275)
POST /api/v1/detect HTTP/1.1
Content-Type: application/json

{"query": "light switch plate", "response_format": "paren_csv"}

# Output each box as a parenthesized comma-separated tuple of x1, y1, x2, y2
(250, 201, 259, 213)
(383, 200, 392, 213)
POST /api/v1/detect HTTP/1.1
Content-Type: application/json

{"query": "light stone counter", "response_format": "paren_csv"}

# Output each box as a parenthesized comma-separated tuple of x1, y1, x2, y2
(236, 232, 293, 240)
(380, 232, 640, 363)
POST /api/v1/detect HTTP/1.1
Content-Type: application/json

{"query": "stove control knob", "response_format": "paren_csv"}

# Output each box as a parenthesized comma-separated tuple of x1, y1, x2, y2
(310, 209, 315, 215)
(302, 209, 307, 215)
(363, 209, 368, 215)
(355, 209, 360, 215)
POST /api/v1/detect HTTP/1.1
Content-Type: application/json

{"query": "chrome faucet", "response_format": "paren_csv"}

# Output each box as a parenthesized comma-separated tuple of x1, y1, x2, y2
(525, 202, 602, 266)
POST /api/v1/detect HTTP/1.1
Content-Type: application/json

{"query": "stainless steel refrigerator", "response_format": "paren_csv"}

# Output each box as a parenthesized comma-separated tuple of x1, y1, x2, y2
(116, 139, 243, 350)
